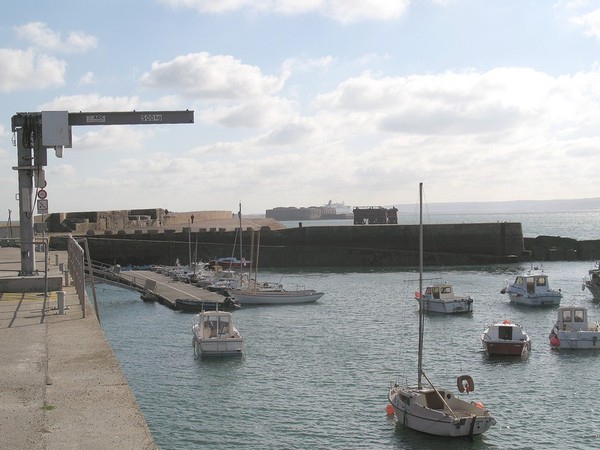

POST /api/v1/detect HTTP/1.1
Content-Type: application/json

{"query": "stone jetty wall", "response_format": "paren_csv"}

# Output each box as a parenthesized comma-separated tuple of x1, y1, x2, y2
(43, 209, 233, 233)
(50, 222, 532, 268)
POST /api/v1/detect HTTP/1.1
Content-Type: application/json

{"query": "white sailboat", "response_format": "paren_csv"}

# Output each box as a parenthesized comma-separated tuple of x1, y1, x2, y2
(227, 215, 324, 305)
(387, 183, 496, 437)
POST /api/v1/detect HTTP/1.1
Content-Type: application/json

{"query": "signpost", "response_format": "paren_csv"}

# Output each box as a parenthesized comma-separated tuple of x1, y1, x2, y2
(37, 199, 48, 214)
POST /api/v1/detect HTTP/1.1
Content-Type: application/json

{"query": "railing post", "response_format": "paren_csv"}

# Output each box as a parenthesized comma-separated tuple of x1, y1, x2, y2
(83, 239, 100, 324)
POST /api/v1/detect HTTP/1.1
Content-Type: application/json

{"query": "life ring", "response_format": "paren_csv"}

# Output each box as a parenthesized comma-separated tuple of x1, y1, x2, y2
(457, 375, 475, 393)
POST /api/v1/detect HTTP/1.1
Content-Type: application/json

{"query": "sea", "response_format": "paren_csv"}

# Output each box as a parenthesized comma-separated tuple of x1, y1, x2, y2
(91, 211, 600, 450)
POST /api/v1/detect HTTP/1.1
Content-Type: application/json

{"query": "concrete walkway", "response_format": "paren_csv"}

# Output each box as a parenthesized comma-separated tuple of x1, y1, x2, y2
(0, 247, 156, 449)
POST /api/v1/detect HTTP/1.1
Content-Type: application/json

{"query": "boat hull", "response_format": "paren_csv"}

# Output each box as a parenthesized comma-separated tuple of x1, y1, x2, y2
(482, 340, 530, 356)
(231, 290, 324, 305)
(585, 281, 600, 301)
(508, 293, 561, 306)
(417, 298, 473, 314)
(193, 337, 244, 356)
(388, 386, 496, 437)
(550, 330, 600, 349)
(192, 328, 244, 357)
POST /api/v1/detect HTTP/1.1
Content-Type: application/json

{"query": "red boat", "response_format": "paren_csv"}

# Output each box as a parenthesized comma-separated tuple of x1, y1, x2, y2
(481, 320, 531, 356)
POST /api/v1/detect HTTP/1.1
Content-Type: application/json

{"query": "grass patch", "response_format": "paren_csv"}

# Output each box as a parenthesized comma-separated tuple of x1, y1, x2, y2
(42, 402, 56, 411)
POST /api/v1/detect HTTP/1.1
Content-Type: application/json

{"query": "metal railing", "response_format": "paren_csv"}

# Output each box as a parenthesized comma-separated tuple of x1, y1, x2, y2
(67, 235, 86, 317)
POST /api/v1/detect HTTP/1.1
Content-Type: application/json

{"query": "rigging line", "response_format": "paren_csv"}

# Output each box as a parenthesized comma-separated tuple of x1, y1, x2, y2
(421, 184, 443, 267)
(420, 371, 459, 420)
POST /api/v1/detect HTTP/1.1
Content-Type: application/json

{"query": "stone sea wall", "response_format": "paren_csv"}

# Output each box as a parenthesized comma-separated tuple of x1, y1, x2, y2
(49, 222, 536, 268)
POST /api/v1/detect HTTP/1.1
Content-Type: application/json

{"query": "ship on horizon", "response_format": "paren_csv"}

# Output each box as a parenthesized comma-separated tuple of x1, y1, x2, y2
(265, 200, 353, 221)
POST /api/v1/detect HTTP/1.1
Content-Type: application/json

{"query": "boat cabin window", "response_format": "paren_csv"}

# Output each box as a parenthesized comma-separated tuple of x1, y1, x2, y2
(574, 310, 585, 322)
(441, 286, 452, 294)
(562, 310, 572, 322)
(499, 326, 513, 340)
(432, 287, 440, 299)
(526, 277, 535, 294)
(425, 287, 432, 295)
(219, 317, 231, 333)
(514, 276, 523, 284)
(536, 277, 547, 287)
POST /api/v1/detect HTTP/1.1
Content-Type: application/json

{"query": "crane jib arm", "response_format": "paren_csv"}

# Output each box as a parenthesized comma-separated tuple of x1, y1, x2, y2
(11, 110, 194, 130)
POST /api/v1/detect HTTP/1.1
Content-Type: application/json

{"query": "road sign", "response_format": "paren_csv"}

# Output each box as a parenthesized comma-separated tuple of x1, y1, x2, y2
(37, 189, 47, 199)
(37, 199, 48, 214)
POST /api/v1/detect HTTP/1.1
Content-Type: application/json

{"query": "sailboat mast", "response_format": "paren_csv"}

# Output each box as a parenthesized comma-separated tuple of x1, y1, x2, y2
(417, 182, 424, 390)
(255, 230, 261, 289)
(238, 202, 243, 283)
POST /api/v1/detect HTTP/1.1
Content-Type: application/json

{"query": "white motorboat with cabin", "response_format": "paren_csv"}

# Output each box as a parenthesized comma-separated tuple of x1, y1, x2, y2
(481, 320, 531, 356)
(416, 282, 473, 314)
(501, 267, 562, 306)
(387, 183, 496, 437)
(549, 306, 600, 350)
(192, 310, 244, 357)
(582, 262, 600, 301)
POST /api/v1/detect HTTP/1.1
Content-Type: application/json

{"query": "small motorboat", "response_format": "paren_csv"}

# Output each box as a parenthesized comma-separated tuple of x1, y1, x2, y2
(192, 310, 244, 357)
(481, 320, 531, 356)
(582, 262, 600, 301)
(415, 283, 473, 314)
(549, 306, 600, 349)
(501, 267, 562, 306)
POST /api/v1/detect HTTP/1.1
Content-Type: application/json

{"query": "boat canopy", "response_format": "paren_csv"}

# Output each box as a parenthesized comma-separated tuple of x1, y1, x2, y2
(199, 312, 233, 337)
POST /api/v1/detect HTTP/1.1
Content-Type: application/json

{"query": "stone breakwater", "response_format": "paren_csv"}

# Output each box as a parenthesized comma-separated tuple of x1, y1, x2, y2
(48, 222, 600, 268)
(47, 221, 586, 268)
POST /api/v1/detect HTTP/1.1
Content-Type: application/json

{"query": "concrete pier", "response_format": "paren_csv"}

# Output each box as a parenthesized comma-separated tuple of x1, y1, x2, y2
(0, 247, 156, 449)
(106, 268, 227, 309)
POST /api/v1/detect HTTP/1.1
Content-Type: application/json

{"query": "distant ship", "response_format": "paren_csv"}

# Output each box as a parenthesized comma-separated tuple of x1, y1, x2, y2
(323, 200, 353, 216)
(265, 201, 353, 221)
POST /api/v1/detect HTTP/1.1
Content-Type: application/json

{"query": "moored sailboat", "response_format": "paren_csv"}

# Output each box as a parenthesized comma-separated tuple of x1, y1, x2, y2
(387, 183, 496, 437)
(227, 216, 324, 305)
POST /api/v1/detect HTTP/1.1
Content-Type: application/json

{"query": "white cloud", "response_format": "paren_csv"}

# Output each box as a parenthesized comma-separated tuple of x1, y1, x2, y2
(571, 9, 600, 42)
(72, 127, 153, 153)
(38, 94, 180, 112)
(14, 22, 98, 54)
(0, 48, 65, 92)
(282, 56, 336, 73)
(200, 96, 295, 128)
(160, 0, 409, 23)
(314, 68, 565, 138)
(139, 52, 286, 99)
(320, 0, 410, 23)
(79, 71, 95, 85)
(47, 164, 77, 178)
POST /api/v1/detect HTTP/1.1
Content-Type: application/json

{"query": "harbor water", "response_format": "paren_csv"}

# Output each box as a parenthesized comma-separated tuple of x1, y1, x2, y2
(92, 212, 600, 449)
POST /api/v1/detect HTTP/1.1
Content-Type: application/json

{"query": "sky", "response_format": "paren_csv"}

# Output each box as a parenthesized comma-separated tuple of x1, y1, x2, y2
(2, 0, 600, 217)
